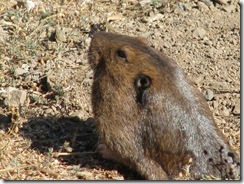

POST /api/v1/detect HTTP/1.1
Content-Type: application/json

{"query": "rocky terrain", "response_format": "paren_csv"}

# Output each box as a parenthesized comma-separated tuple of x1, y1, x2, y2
(0, 0, 240, 180)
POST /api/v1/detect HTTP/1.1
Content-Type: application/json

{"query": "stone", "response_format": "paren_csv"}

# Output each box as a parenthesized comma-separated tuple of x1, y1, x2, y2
(77, 171, 93, 180)
(4, 87, 27, 107)
(215, 0, 228, 5)
(174, 4, 185, 14)
(212, 101, 219, 109)
(200, 0, 214, 6)
(21, 64, 30, 71)
(232, 103, 240, 115)
(197, 2, 209, 11)
(222, 107, 230, 116)
(192, 27, 206, 39)
(203, 89, 214, 101)
(55, 27, 73, 42)
(14, 67, 28, 76)
(222, 5, 236, 13)
(139, 0, 151, 6)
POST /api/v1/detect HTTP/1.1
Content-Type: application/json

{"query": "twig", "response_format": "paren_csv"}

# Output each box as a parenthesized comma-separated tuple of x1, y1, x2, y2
(213, 90, 240, 94)
(53, 151, 96, 157)
(0, 164, 36, 173)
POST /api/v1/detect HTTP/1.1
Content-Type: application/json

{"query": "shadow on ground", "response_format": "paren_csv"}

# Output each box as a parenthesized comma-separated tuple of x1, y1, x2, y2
(0, 114, 141, 180)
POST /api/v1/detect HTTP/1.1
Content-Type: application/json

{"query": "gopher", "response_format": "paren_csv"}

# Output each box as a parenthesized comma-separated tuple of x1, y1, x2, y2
(88, 31, 240, 180)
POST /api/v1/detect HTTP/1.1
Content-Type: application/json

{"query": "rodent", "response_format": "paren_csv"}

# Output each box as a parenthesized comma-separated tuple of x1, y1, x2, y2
(88, 31, 240, 180)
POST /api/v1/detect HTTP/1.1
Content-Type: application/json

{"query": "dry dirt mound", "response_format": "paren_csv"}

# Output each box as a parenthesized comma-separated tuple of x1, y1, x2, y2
(0, 0, 240, 180)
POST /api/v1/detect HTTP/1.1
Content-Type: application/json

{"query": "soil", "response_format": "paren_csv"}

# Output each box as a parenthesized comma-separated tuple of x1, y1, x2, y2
(0, 0, 240, 180)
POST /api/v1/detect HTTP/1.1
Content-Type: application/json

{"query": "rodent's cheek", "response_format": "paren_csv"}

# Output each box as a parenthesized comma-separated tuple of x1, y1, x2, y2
(88, 50, 101, 67)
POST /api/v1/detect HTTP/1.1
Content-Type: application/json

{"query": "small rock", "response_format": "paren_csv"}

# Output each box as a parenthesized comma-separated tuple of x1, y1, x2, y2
(45, 108, 53, 115)
(21, 64, 30, 71)
(46, 75, 62, 94)
(173, 3, 188, 14)
(136, 26, 146, 32)
(147, 13, 164, 23)
(14, 67, 28, 76)
(209, 4, 217, 11)
(4, 87, 27, 107)
(197, 2, 209, 11)
(203, 89, 214, 101)
(221, 107, 230, 116)
(209, 106, 214, 111)
(212, 101, 219, 109)
(193, 76, 203, 86)
(30, 93, 40, 103)
(200, 0, 214, 6)
(69, 111, 84, 119)
(55, 27, 70, 42)
(139, 0, 151, 6)
(222, 5, 236, 13)
(192, 27, 206, 39)
(77, 171, 94, 180)
(232, 103, 240, 115)
(161, 7, 171, 13)
(215, 0, 228, 5)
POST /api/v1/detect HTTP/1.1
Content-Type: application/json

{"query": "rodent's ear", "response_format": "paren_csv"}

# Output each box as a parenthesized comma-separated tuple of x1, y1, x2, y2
(136, 37, 150, 45)
(134, 74, 151, 106)
(136, 74, 151, 90)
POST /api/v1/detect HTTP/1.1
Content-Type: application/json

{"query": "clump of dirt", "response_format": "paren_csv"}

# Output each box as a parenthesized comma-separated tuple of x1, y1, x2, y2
(0, 0, 240, 180)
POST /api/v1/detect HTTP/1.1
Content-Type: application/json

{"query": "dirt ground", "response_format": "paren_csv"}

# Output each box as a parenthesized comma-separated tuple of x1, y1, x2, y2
(0, 0, 240, 180)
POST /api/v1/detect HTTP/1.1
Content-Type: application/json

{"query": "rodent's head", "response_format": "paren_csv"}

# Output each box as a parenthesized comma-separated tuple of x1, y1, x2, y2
(88, 32, 203, 138)
(89, 32, 182, 109)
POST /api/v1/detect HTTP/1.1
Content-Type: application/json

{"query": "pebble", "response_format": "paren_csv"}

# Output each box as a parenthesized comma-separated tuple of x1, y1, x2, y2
(30, 93, 40, 103)
(174, 4, 186, 14)
(192, 27, 206, 39)
(222, 5, 236, 13)
(193, 76, 203, 86)
(160, 6, 171, 13)
(4, 87, 27, 107)
(146, 13, 164, 23)
(47, 75, 58, 92)
(45, 108, 53, 115)
(200, 0, 214, 6)
(139, 0, 151, 6)
(22, 64, 30, 71)
(136, 26, 146, 32)
(215, 0, 228, 5)
(203, 89, 214, 101)
(14, 67, 28, 76)
(221, 107, 230, 116)
(77, 171, 94, 180)
(69, 111, 84, 119)
(55, 27, 67, 42)
(212, 101, 219, 109)
(232, 103, 240, 115)
(197, 2, 209, 11)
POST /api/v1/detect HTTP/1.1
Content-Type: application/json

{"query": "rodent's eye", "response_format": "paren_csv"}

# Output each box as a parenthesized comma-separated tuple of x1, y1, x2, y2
(136, 74, 151, 89)
(117, 49, 127, 60)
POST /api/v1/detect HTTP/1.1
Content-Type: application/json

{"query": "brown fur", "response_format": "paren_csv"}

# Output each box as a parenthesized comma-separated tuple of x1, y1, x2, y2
(88, 32, 240, 180)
